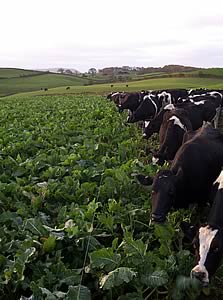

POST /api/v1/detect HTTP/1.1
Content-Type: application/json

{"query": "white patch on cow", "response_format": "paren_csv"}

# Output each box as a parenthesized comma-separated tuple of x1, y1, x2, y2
(164, 104, 175, 110)
(209, 91, 223, 99)
(143, 95, 150, 101)
(193, 100, 205, 105)
(152, 157, 159, 165)
(158, 91, 172, 106)
(144, 95, 158, 115)
(165, 93, 172, 105)
(169, 116, 186, 131)
(214, 170, 223, 190)
(191, 226, 218, 284)
(144, 121, 150, 128)
(188, 89, 193, 95)
(144, 95, 158, 116)
(143, 133, 147, 137)
(150, 97, 158, 116)
(158, 175, 168, 179)
(111, 92, 120, 97)
(179, 98, 188, 103)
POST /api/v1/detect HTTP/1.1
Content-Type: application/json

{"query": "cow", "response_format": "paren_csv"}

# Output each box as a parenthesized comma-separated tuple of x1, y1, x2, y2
(151, 109, 192, 165)
(136, 124, 223, 223)
(127, 93, 169, 123)
(143, 104, 175, 139)
(44, 88, 48, 91)
(66, 86, 70, 90)
(118, 91, 148, 115)
(181, 170, 223, 286)
(178, 92, 222, 128)
(128, 90, 189, 124)
(158, 89, 188, 104)
(143, 100, 217, 139)
(106, 92, 124, 106)
(188, 88, 209, 96)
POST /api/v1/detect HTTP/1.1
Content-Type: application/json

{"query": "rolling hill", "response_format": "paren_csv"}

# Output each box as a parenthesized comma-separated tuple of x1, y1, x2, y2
(1, 67, 223, 97)
(0, 68, 92, 96)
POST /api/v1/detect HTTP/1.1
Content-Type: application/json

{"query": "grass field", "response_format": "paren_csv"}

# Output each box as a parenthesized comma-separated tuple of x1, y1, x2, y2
(1, 67, 223, 98)
(0, 73, 91, 97)
(7, 77, 223, 99)
(0, 68, 43, 78)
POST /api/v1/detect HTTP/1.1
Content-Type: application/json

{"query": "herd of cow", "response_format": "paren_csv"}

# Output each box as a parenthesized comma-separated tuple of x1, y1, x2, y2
(107, 88, 223, 287)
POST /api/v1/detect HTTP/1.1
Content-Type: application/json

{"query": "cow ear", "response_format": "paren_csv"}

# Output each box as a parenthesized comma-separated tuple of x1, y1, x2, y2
(135, 174, 153, 186)
(174, 167, 183, 183)
(180, 221, 197, 241)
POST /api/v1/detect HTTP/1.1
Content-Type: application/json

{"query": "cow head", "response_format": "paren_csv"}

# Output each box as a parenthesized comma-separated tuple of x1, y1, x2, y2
(128, 96, 158, 123)
(158, 91, 172, 107)
(119, 93, 140, 114)
(143, 120, 158, 139)
(150, 168, 183, 223)
(181, 222, 223, 286)
(151, 153, 166, 166)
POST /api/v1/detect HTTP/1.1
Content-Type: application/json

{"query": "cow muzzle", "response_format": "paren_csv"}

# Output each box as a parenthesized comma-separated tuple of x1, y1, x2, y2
(191, 267, 209, 287)
(150, 213, 166, 224)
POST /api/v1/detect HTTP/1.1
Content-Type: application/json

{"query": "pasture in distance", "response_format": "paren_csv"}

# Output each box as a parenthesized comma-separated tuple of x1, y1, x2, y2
(1, 67, 223, 98)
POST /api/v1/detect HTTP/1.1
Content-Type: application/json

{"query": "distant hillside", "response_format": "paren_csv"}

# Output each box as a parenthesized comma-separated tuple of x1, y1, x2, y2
(1, 66, 223, 97)
(0, 71, 92, 97)
(0, 68, 45, 79)
(137, 64, 201, 75)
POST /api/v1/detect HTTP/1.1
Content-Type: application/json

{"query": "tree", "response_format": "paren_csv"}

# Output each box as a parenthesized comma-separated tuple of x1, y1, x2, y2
(88, 68, 97, 76)
(65, 69, 73, 75)
(57, 68, 64, 73)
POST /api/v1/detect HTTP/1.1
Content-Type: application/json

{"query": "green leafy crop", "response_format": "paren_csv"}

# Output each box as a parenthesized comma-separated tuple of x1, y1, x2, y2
(0, 95, 220, 299)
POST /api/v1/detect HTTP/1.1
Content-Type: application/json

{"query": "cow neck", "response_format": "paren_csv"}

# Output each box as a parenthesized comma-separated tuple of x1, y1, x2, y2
(170, 165, 184, 192)
(148, 95, 159, 117)
(208, 187, 223, 229)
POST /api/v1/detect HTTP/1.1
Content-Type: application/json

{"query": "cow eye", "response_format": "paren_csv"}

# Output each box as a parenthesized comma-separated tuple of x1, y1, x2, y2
(213, 247, 219, 253)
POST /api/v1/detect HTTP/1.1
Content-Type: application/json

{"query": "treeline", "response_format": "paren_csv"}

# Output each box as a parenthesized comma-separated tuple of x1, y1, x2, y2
(98, 65, 200, 76)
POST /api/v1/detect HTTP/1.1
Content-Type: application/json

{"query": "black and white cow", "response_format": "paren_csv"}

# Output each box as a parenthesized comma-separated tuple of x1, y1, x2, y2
(158, 89, 188, 104)
(179, 92, 222, 128)
(151, 109, 192, 165)
(181, 171, 223, 286)
(127, 92, 173, 123)
(137, 124, 223, 223)
(106, 92, 124, 105)
(187, 88, 209, 96)
(143, 100, 217, 139)
(118, 91, 148, 114)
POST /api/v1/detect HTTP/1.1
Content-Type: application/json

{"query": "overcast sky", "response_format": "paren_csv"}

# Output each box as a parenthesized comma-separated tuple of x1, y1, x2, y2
(1, 0, 223, 72)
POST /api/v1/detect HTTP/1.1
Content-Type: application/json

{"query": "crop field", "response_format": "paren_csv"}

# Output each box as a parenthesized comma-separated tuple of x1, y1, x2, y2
(0, 95, 223, 299)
